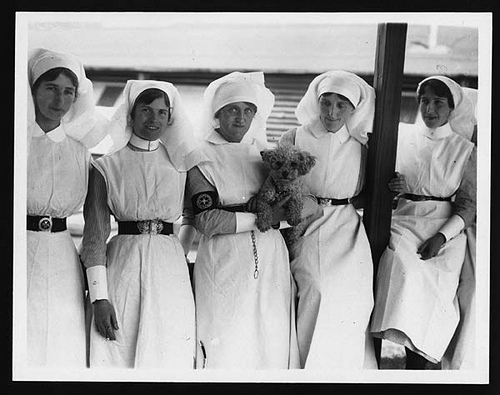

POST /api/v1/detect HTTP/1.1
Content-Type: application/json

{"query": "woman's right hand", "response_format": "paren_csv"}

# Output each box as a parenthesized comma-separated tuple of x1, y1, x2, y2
(271, 195, 291, 224)
(93, 299, 119, 340)
(388, 172, 409, 195)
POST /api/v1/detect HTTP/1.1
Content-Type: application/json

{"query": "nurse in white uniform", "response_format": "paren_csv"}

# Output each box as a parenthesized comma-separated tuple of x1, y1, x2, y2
(27, 48, 106, 367)
(279, 70, 377, 370)
(370, 76, 477, 369)
(182, 72, 318, 369)
(81, 80, 205, 368)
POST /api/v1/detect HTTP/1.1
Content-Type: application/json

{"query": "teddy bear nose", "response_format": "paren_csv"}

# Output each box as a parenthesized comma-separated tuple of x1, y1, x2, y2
(282, 170, 289, 178)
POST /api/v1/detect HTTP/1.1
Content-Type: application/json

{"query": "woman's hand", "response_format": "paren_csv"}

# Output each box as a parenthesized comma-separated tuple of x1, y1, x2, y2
(93, 299, 119, 340)
(388, 172, 409, 196)
(271, 195, 291, 224)
(417, 233, 446, 260)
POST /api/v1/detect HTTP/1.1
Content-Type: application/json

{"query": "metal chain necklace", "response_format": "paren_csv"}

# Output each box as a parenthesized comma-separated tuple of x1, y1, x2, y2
(250, 230, 259, 279)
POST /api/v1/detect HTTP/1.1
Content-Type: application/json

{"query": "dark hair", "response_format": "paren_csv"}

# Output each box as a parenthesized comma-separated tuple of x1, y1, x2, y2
(32, 67, 79, 97)
(417, 79, 455, 109)
(214, 101, 258, 118)
(130, 88, 170, 120)
(319, 92, 355, 108)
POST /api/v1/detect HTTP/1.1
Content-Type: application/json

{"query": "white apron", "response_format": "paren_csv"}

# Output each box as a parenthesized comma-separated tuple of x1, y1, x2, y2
(442, 223, 476, 369)
(27, 125, 89, 367)
(370, 124, 474, 363)
(194, 141, 299, 369)
(290, 125, 376, 370)
(90, 145, 195, 369)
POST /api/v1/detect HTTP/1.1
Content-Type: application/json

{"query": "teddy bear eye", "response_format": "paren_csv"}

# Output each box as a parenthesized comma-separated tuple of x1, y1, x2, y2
(290, 161, 298, 168)
(273, 161, 283, 169)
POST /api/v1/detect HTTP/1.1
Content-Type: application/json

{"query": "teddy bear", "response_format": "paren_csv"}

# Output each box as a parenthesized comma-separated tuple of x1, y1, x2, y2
(251, 144, 316, 239)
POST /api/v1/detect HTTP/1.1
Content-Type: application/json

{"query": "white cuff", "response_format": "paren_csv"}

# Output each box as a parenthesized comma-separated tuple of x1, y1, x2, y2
(278, 220, 291, 229)
(86, 265, 109, 303)
(438, 215, 466, 242)
(235, 212, 257, 233)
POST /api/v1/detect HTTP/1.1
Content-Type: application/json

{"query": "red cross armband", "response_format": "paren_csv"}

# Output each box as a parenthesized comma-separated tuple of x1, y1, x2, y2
(192, 191, 219, 215)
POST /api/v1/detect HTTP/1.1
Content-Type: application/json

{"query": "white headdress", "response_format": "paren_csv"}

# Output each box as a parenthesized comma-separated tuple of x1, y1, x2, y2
(28, 48, 107, 149)
(104, 79, 206, 171)
(417, 75, 477, 140)
(295, 70, 375, 145)
(200, 71, 275, 145)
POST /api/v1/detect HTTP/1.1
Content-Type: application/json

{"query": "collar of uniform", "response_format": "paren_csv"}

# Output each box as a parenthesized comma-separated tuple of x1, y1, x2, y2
(423, 122, 453, 140)
(206, 128, 256, 146)
(128, 133, 160, 151)
(309, 119, 350, 143)
(32, 122, 67, 143)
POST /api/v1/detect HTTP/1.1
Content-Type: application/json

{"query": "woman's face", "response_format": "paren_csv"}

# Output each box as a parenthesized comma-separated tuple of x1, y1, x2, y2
(33, 73, 76, 130)
(318, 93, 355, 133)
(419, 86, 453, 129)
(216, 102, 256, 143)
(131, 97, 171, 141)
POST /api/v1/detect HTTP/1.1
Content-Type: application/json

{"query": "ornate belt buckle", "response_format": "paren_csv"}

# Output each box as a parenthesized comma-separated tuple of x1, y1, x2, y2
(137, 219, 163, 235)
(38, 216, 52, 232)
(318, 198, 332, 207)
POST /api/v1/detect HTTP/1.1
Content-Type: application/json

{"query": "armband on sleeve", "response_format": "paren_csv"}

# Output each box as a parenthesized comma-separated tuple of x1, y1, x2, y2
(192, 191, 219, 215)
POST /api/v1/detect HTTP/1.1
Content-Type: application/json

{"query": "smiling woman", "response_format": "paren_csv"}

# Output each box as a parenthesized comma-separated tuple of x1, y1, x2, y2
(80, 79, 208, 368)
(130, 88, 172, 141)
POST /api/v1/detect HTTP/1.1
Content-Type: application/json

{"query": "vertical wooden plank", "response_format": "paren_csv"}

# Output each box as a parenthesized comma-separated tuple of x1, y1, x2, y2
(363, 23, 407, 366)
(364, 23, 408, 270)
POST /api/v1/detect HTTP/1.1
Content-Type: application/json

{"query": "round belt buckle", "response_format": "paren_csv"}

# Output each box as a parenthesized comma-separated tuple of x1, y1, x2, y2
(38, 217, 52, 232)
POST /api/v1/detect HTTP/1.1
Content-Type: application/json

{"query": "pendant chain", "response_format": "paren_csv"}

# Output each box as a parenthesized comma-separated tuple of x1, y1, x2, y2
(250, 230, 259, 279)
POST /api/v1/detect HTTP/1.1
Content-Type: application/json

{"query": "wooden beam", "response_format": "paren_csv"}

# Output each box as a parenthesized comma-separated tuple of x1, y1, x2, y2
(363, 22, 407, 368)
(363, 23, 408, 270)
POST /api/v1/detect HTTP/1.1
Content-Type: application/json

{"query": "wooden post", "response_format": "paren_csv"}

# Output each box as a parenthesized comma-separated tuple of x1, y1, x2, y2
(363, 23, 407, 365)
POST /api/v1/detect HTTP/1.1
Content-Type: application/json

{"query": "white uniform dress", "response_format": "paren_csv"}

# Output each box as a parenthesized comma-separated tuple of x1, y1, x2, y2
(83, 143, 195, 368)
(27, 123, 89, 367)
(370, 122, 475, 363)
(280, 121, 376, 370)
(190, 132, 299, 369)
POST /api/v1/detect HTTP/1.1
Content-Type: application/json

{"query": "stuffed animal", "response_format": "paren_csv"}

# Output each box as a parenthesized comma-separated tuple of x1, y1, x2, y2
(252, 144, 316, 235)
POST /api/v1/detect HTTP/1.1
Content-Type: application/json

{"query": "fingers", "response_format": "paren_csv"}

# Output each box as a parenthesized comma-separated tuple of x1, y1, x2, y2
(106, 325, 117, 341)
(388, 174, 407, 193)
(110, 308, 120, 331)
(417, 241, 436, 260)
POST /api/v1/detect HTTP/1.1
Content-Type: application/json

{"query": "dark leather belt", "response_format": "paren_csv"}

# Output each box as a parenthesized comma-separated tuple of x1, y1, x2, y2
(118, 220, 174, 235)
(220, 204, 248, 213)
(403, 193, 452, 202)
(27, 215, 67, 232)
(316, 197, 351, 206)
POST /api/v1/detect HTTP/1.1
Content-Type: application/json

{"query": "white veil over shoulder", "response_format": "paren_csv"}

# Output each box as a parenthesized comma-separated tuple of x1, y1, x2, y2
(417, 75, 477, 140)
(199, 71, 275, 146)
(103, 79, 207, 171)
(295, 70, 375, 145)
(28, 48, 107, 150)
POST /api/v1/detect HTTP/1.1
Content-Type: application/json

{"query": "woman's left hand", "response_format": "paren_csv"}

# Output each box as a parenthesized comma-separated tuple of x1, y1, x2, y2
(417, 233, 446, 260)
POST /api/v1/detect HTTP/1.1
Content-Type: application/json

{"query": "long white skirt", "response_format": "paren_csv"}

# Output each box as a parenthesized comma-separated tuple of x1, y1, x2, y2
(370, 199, 466, 363)
(89, 234, 196, 369)
(291, 205, 376, 370)
(27, 230, 87, 367)
(442, 224, 476, 369)
(194, 229, 299, 369)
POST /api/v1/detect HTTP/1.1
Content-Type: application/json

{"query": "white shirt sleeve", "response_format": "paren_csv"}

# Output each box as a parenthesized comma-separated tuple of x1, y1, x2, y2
(438, 214, 466, 242)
